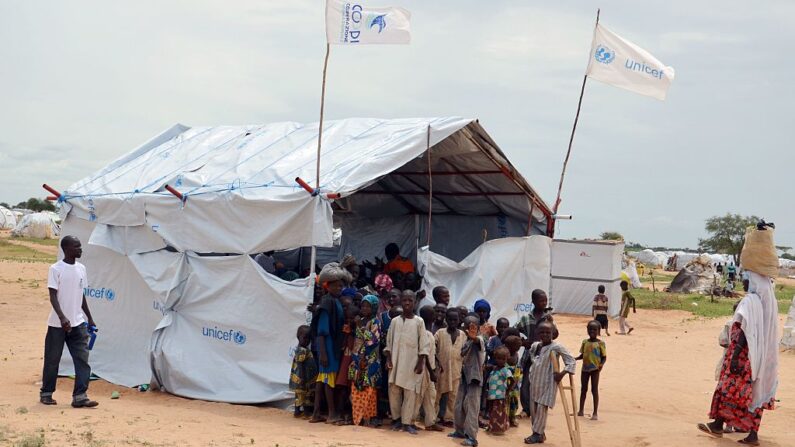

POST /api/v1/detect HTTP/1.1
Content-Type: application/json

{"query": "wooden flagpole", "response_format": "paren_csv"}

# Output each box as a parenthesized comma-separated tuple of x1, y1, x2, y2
(310, 43, 331, 274)
(552, 8, 600, 215)
(316, 43, 331, 191)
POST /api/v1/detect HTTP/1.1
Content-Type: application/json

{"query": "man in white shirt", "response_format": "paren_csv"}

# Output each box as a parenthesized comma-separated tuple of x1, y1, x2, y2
(40, 236, 98, 408)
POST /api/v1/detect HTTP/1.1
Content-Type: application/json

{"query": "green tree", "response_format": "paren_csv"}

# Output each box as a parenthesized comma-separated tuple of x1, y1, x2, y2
(0, 202, 9, 208)
(600, 231, 624, 241)
(14, 197, 56, 212)
(698, 213, 759, 264)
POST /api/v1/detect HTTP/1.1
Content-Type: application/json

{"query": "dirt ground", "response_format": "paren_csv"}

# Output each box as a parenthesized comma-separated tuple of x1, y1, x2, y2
(1, 255, 793, 447)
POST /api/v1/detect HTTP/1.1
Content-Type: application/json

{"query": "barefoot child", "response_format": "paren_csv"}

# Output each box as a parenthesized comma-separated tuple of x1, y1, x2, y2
(449, 315, 486, 447)
(486, 346, 513, 435)
(435, 308, 465, 427)
(309, 264, 350, 423)
(524, 321, 576, 444)
(592, 285, 610, 336)
(618, 281, 636, 335)
(384, 290, 428, 435)
(415, 305, 444, 431)
(503, 335, 523, 428)
(576, 321, 606, 420)
(290, 325, 317, 417)
(349, 295, 381, 427)
(333, 304, 358, 425)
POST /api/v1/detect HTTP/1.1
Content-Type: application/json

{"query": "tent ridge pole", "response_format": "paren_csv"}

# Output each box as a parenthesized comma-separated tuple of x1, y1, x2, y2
(426, 125, 433, 248)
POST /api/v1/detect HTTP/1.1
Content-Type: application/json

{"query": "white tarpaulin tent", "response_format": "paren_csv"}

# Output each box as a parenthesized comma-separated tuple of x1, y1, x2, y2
(550, 240, 624, 317)
(0, 206, 17, 229)
(11, 212, 60, 238)
(418, 236, 551, 322)
(630, 249, 668, 268)
(55, 117, 553, 403)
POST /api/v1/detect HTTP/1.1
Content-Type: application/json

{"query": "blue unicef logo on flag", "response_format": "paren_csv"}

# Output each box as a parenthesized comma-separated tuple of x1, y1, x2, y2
(369, 14, 387, 33)
(105, 288, 116, 301)
(594, 45, 615, 64)
(233, 331, 247, 345)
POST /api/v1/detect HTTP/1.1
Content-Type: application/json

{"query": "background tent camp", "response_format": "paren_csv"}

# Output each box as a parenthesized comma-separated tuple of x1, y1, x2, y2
(54, 117, 554, 403)
(0, 206, 17, 230)
(11, 211, 60, 239)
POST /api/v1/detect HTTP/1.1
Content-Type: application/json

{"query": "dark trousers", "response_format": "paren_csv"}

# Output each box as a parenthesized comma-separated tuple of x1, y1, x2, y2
(41, 324, 91, 401)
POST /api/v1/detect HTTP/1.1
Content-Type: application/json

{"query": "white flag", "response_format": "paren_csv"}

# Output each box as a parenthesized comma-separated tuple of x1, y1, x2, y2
(326, 0, 411, 45)
(586, 24, 675, 100)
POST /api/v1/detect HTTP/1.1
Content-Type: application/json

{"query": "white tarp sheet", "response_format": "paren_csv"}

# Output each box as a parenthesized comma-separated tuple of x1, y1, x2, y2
(151, 254, 313, 403)
(550, 240, 623, 317)
(57, 215, 170, 386)
(418, 236, 551, 322)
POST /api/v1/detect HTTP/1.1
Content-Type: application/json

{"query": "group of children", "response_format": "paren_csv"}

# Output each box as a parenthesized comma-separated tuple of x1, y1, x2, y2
(289, 258, 620, 446)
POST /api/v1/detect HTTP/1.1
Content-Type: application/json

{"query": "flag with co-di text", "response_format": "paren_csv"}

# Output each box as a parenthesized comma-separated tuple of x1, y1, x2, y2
(586, 24, 675, 100)
(326, 0, 411, 45)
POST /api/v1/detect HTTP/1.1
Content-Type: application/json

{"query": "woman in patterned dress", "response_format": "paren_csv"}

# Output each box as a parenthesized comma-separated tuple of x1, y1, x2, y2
(349, 295, 382, 427)
(698, 272, 779, 445)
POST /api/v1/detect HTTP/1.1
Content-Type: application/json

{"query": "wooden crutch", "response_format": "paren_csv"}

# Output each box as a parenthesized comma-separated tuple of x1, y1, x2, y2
(551, 351, 582, 447)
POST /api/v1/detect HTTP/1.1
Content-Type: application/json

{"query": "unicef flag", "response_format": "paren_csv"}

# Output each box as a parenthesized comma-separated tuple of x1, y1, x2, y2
(326, 0, 411, 45)
(586, 24, 675, 100)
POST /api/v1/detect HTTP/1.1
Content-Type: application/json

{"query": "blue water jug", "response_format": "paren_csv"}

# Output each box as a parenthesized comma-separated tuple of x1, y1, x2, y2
(88, 325, 98, 350)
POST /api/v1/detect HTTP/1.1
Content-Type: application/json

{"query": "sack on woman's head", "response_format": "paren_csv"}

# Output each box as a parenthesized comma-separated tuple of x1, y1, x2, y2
(741, 226, 778, 278)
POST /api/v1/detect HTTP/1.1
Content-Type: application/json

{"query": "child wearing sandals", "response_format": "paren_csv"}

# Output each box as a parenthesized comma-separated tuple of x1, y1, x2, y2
(575, 320, 606, 420)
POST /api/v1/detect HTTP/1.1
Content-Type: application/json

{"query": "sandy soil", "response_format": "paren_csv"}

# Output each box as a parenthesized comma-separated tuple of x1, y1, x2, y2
(1, 257, 793, 447)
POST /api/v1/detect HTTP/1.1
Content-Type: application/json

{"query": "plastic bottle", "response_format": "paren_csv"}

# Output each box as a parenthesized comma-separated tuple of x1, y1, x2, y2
(88, 325, 98, 350)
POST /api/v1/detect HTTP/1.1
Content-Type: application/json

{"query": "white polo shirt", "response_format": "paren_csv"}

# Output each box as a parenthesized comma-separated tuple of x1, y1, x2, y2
(47, 260, 87, 328)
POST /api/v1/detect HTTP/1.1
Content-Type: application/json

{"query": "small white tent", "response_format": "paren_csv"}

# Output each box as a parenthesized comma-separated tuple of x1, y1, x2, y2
(0, 206, 17, 230)
(11, 212, 60, 238)
(55, 117, 554, 403)
(549, 240, 624, 317)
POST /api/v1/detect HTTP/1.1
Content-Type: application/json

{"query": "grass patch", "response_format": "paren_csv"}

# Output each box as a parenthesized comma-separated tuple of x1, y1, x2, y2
(10, 236, 59, 246)
(13, 432, 45, 447)
(633, 284, 794, 318)
(0, 240, 55, 263)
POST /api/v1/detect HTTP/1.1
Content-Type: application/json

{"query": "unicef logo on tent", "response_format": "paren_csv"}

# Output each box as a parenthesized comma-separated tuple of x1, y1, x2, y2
(202, 326, 247, 346)
(594, 45, 615, 64)
(85, 287, 116, 301)
(369, 14, 387, 33)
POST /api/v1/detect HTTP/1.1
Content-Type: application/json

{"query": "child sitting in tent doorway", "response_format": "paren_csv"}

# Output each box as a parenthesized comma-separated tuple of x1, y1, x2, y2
(383, 242, 415, 275)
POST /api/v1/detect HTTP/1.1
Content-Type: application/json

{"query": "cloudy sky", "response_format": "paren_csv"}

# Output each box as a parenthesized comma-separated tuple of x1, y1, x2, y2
(1, 1, 793, 249)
